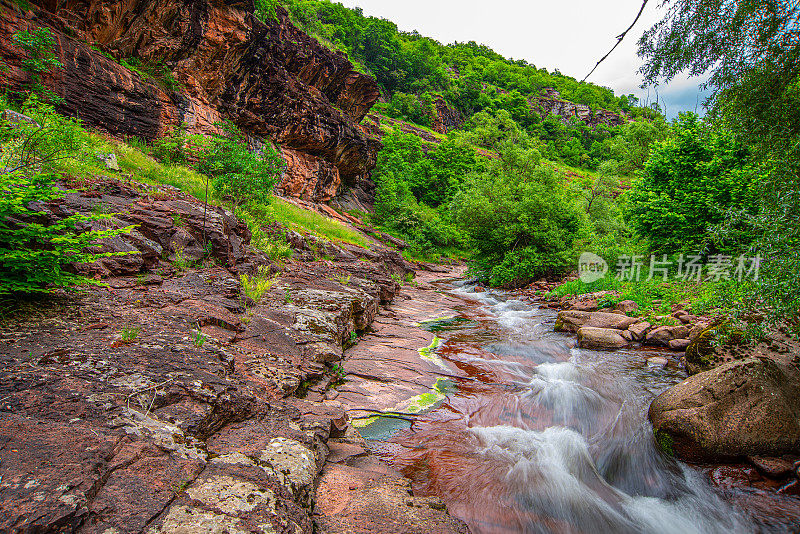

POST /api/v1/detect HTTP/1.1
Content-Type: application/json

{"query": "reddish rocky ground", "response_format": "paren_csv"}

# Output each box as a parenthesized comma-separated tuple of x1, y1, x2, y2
(0, 176, 467, 532)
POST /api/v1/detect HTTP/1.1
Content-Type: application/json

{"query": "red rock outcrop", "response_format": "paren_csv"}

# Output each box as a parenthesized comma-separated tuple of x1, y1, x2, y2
(534, 88, 627, 127)
(0, 0, 381, 201)
(0, 174, 440, 532)
(430, 94, 463, 134)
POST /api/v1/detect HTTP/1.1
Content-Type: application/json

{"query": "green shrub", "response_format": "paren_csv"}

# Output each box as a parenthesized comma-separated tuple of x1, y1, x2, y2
(151, 123, 210, 165)
(0, 100, 136, 294)
(625, 114, 760, 254)
(12, 27, 62, 102)
(198, 122, 284, 212)
(455, 160, 586, 286)
(254, 0, 280, 22)
(119, 326, 140, 343)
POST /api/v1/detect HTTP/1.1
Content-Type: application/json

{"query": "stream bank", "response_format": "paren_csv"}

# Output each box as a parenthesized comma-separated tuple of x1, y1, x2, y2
(330, 275, 800, 533)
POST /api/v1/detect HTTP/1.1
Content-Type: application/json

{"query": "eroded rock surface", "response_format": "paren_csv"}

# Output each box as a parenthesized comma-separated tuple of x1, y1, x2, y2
(0, 176, 465, 532)
(0, 0, 381, 202)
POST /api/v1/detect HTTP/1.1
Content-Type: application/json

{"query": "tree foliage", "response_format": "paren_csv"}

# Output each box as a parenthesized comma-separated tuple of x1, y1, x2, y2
(626, 114, 759, 254)
(198, 122, 285, 212)
(12, 27, 62, 103)
(638, 0, 800, 330)
(0, 100, 134, 294)
(454, 159, 586, 286)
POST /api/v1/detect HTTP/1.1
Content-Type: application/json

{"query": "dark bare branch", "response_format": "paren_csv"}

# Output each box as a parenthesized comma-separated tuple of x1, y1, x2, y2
(582, 0, 650, 82)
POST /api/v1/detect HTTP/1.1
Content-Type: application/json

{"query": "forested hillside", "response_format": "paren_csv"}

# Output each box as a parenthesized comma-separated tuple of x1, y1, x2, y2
(255, 1, 667, 281)
(266, 0, 798, 343)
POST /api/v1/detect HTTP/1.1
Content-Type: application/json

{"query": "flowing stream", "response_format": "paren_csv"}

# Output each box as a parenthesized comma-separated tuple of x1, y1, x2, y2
(359, 280, 796, 534)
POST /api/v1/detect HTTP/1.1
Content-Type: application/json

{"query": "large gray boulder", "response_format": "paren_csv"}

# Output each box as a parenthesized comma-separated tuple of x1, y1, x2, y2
(555, 310, 639, 333)
(649, 356, 800, 461)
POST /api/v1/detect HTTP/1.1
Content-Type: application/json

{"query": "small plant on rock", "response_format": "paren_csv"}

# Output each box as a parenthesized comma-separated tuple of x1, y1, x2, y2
(192, 330, 206, 348)
(332, 273, 351, 285)
(119, 326, 140, 343)
(331, 363, 346, 380)
(240, 265, 274, 303)
(172, 248, 192, 271)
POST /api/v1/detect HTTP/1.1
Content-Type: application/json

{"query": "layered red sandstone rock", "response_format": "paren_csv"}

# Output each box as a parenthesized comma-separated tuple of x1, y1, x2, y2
(0, 0, 381, 201)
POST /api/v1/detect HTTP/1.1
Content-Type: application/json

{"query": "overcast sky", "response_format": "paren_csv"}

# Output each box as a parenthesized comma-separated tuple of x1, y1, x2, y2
(337, 0, 709, 118)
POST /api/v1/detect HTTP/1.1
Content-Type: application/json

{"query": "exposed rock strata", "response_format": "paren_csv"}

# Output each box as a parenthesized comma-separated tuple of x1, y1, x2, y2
(0, 175, 467, 532)
(0, 0, 381, 202)
(430, 94, 463, 134)
(534, 88, 626, 127)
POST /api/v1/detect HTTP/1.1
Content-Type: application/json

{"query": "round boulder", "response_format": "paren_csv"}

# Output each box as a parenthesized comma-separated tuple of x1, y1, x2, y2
(649, 356, 800, 462)
(577, 327, 630, 350)
(555, 310, 639, 333)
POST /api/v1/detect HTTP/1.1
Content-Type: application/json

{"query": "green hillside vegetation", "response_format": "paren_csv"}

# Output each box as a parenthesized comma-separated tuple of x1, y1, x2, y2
(268, 1, 796, 339)
(5, 0, 797, 341)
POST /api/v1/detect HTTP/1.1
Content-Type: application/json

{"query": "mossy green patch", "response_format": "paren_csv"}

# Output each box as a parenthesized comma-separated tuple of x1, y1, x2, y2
(654, 428, 675, 457)
(418, 336, 449, 370)
(352, 377, 455, 436)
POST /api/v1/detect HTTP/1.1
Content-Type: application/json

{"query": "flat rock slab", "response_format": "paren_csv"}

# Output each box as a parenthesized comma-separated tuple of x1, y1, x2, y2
(336, 269, 469, 414)
(315, 462, 469, 534)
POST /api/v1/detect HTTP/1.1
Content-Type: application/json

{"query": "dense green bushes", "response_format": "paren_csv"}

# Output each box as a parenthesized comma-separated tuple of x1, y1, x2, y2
(11, 27, 62, 103)
(370, 131, 468, 255)
(455, 162, 586, 286)
(625, 114, 759, 254)
(0, 100, 134, 294)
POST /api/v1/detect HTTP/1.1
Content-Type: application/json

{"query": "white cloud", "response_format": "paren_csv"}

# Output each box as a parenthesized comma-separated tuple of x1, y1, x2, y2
(335, 0, 709, 117)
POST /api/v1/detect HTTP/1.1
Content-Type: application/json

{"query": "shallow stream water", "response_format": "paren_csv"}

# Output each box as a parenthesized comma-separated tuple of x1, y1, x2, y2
(361, 281, 799, 534)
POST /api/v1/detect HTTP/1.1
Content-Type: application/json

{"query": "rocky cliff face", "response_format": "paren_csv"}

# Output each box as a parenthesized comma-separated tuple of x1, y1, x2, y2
(430, 94, 464, 134)
(0, 0, 381, 202)
(534, 88, 626, 127)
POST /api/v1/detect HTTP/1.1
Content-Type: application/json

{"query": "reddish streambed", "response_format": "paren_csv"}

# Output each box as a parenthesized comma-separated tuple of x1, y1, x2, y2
(359, 280, 800, 533)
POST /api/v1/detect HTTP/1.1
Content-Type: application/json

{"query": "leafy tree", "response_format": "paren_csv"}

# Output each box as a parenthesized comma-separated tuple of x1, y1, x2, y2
(383, 92, 435, 127)
(638, 0, 800, 330)
(0, 100, 134, 294)
(455, 154, 586, 286)
(625, 114, 758, 254)
(199, 122, 285, 212)
(150, 123, 210, 165)
(12, 28, 62, 103)
(608, 118, 669, 174)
